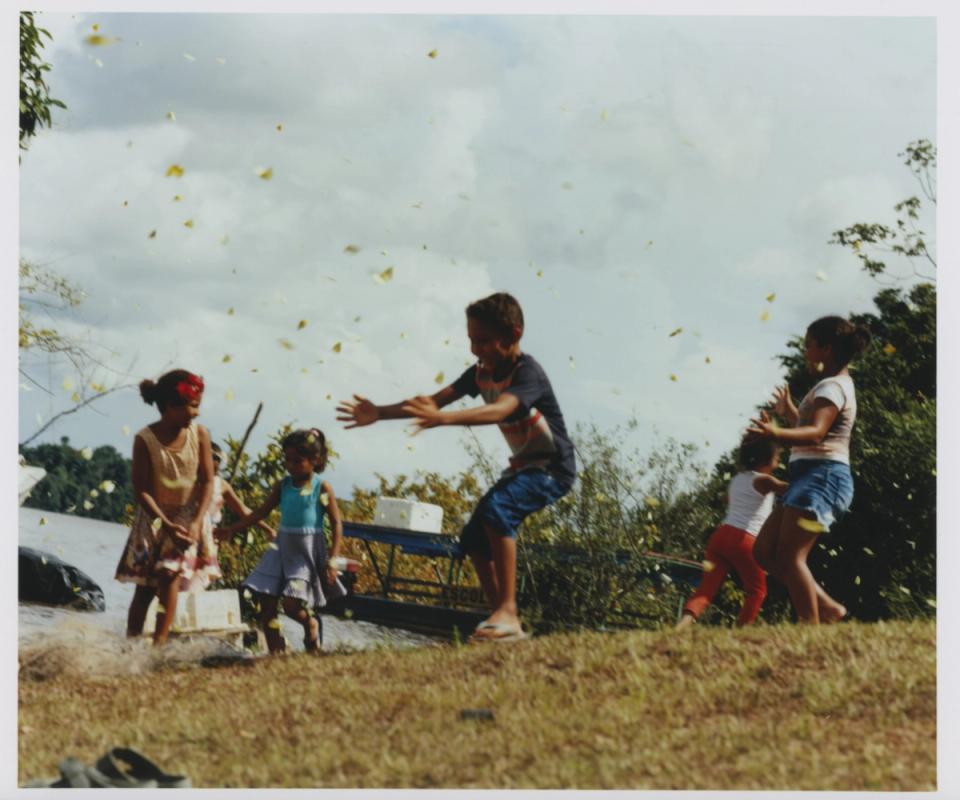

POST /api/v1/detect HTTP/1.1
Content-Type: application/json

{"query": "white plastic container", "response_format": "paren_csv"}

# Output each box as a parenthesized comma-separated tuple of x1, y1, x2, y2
(143, 589, 245, 635)
(374, 497, 444, 533)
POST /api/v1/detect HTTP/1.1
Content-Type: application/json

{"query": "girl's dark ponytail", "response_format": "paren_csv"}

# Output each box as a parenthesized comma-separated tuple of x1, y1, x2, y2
(139, 369, 203, 410)
(139, 379, 158, 406)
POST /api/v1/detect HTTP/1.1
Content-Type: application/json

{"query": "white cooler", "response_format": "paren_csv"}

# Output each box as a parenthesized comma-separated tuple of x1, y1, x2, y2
(374, 497, 444, 533)
(143, 589, 247, 645)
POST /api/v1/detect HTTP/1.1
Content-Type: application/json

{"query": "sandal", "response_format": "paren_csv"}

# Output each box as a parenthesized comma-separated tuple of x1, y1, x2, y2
(95, 747, 190, 789)
(468, 621, 527, 643)
(22, 756, 158, 788)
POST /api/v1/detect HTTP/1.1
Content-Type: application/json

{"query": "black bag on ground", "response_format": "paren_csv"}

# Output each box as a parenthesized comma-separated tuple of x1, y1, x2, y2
(18, 546, 106, 611)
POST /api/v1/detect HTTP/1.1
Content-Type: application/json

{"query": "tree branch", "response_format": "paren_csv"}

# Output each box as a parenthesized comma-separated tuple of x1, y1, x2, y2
(227, 402, 264, 483)
(20, 383, 135, 447)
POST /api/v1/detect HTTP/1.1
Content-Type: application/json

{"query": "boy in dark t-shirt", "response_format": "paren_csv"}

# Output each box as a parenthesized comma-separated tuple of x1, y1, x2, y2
(336, 292, 576, 641)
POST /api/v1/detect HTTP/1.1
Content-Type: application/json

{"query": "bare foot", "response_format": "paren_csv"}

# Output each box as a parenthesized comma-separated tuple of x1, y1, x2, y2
(675, 613, 696, 630)
(304, 617, 321, 652)
(820, 603, 847, 624)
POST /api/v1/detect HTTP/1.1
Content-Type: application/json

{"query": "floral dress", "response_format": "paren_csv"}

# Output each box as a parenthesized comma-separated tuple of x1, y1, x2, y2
(115, 423, 221, 590)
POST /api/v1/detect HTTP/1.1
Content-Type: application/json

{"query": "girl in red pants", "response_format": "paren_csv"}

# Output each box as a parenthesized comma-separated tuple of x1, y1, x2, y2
(676, 437, 787, 627)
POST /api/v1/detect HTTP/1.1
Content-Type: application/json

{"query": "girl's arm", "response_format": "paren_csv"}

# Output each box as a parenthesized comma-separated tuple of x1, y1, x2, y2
(322, 481, 343, 586)
(214, 482, 282, 538)
(748, 399, 840, 446)
(771, 384, 799, 426)
(188, 425, 217, 541)
(219, 482, 277, 540)
(752, 474, 789, 496)
(131, 435, 191, 545)
(403, 391, 520, 432)
(337, 385, 463, 428)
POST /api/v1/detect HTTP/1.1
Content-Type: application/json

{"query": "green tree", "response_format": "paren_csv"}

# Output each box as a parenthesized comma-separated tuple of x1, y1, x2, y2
(19, 437, 133, 523)
(20, 11, 65, 151)
(829, 140, 936, 281)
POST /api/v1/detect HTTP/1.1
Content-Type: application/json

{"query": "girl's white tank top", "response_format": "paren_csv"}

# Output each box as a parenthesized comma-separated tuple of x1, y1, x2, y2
(722, 471, 775, 536)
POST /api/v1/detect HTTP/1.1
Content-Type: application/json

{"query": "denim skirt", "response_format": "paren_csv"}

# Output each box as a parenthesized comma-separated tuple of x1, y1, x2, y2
(781, 459, 854, 531)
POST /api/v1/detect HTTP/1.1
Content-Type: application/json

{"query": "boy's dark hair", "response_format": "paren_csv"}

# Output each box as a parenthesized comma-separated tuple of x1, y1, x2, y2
(806, 316, 872, 367)
(466, 292, 524, 338)
(282, 428, 328, 471)
(211, 442, 223, 461)
(139, 369, 204, 412)
(738, 437, 779, 470)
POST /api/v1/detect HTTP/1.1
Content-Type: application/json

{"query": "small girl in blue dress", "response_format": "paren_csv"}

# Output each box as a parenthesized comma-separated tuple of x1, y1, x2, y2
(215, 428, 345, 653)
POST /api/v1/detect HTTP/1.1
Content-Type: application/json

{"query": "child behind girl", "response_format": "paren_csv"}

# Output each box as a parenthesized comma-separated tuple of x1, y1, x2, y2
(677, 437, 787, 628)
(208, 442, 276, 540)
(115, 369, 219, 645)
(750, 315, 871, 623)
(214, 428, 345, 654)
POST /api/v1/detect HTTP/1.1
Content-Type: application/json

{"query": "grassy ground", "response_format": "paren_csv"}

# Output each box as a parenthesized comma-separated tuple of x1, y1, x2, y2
(18, 620, 935, 790)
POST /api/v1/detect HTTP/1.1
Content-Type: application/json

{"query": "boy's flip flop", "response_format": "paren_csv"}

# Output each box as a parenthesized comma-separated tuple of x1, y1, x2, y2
(95, 747, 191, 788)
(469, 621, 527, 643)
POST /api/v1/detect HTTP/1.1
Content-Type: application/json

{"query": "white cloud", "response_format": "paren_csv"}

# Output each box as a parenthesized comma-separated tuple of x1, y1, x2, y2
(19, 13, 936, 493)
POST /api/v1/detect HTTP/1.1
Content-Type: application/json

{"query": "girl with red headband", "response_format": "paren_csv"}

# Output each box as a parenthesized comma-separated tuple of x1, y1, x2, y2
(115, 368, 219, 645)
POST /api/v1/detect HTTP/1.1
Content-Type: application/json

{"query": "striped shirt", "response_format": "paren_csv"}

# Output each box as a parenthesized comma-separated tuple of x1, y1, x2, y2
(453, 354, 576, 486)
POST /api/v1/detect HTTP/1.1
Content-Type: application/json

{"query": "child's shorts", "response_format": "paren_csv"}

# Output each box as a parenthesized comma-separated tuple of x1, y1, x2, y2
(459, 469, 571, 559)
(780, 458, 854, 531)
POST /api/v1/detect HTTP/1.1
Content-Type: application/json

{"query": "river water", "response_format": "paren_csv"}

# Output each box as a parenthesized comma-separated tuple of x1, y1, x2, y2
(19, 507, 434, 671)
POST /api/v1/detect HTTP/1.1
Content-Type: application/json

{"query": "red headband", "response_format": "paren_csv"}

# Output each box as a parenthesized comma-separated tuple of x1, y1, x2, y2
(175, 373, 204, 402)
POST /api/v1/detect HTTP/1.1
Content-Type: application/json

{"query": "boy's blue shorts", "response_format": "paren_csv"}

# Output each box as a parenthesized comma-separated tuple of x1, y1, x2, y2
(459, 469, 571, 559)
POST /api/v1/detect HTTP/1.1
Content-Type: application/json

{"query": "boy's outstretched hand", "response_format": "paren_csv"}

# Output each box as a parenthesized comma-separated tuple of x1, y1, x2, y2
(402, 395, 442, 433)
(336, 394, 379, 428)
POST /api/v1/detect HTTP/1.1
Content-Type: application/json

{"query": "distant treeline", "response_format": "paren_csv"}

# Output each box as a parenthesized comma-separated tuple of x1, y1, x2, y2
(20, 437, 133, 523)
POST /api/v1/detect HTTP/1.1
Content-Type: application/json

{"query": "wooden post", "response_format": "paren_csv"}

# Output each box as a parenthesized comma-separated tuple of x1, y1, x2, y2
(227, 402, 263, 483)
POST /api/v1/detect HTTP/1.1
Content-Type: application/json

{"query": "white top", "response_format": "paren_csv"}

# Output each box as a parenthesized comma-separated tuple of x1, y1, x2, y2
(207, 476, 225, 525)
(789, 375, 857, 465)
(722, 471, 775, 536)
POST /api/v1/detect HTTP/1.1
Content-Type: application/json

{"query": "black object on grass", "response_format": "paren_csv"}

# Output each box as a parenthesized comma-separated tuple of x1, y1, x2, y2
(459, 708, 495, 721)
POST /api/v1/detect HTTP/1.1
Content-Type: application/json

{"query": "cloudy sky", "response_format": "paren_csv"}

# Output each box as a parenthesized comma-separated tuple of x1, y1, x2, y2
(16, 10, 937, 494)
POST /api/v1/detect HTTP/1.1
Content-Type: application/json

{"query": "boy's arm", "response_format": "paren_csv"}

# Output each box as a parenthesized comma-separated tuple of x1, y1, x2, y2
(404, 391, 520, 431)
(337, 385, 463, 428)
